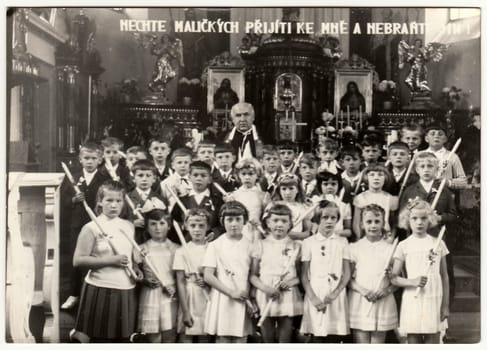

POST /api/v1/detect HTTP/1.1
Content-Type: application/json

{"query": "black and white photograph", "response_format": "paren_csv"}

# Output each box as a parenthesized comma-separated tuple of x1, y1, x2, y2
(3, 2, 483, 346)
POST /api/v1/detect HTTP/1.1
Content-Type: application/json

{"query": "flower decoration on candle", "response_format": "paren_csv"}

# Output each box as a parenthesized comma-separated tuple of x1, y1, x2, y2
(321, 111, 335, 124)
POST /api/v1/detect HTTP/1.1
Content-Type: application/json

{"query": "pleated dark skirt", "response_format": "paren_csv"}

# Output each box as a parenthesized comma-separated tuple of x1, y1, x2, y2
(75, 282, 137, 340)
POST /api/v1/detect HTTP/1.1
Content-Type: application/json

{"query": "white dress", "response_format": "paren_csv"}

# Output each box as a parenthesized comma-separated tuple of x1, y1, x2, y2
(300, 233, 350, 336)
(172, 242, 209, 335)
(394, 234, 449, 334)
(138, 239, 179, 333)
(202, 234, 253, 337)
(252, 236, 303, 317)
(286, 202, 309, 233)
(348, 237, 398, 331)
(232, 186, 266, 242)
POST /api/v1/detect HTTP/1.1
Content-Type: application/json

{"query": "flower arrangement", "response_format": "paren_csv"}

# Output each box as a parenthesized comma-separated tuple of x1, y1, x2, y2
(441, 86, 465, 109)
(376, 80, 397, 100)
(120, 78, 139, 100)
(316, 35, 343, 60)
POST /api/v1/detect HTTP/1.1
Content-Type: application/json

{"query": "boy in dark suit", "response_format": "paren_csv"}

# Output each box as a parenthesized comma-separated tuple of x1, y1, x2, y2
(386, 141, 418, 196)
(170, 161, 224, 243)
(99, 136, 134, 191)
(340, 145, 364, 204)
(259, 144, 281, 194)
(212, 143, 239, 193)
(298, 153, 320, 199)
(124, 159, 167, 244)
(60, 142, 111, 309)
(148, 136, 173, 183)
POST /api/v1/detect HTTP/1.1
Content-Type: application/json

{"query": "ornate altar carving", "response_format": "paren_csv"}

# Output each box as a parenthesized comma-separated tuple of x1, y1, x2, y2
(112, 103, 201, 148)
(239, 9, 337, 147)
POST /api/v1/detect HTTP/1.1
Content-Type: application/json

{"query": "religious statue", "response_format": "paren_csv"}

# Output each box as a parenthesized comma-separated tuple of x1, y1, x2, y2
(147, 34, 183, 101)
(340, 81, 366, 112)
(213, 78, 239, 109)
(398, 38, 448, 94)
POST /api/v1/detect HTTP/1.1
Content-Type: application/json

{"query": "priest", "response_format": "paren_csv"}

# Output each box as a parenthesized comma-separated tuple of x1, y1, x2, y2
(225, 102, 261, 160)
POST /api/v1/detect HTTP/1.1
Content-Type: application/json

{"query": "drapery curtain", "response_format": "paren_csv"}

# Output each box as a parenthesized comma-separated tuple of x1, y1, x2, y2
(230, 7, 350, 59)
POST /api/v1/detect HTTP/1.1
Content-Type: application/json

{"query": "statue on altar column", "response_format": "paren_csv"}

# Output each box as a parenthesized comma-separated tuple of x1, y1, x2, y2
(398, 38, 448, 94)
(147, 34, 183, 103)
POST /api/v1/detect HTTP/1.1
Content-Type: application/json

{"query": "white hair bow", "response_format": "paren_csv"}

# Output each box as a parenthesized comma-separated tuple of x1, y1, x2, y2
(140, 197, 167, 213)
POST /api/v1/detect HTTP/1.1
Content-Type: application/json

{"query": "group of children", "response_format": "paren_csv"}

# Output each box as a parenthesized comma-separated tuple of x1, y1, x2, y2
(61, 121, 466, 343)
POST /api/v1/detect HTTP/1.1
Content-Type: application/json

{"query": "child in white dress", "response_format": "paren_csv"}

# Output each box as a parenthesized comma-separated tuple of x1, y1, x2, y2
(250, 203, 303, 342)
(353, 164, 398, 240)
(271, 173, 311, 240)
(230, 158, 269, 241)
(173, 208, 211, 342)
(391, 198, 450, 344)
(348, 204, 398, 343)
(137, 209, 179, 343)
(203, 201, 257, 343)
(300, 200, 351, 342)
(312, 171, 352, 239)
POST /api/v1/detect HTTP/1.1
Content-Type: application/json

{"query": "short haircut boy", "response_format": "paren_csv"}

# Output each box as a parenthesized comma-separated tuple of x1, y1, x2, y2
(276, 140, 296, 152)
(170, 147, 193, 162)
(401, 123, 424, 136)
(340, 145, 362, 160)
(414, 151, 439, 167)
(299, 153, 319, 167)
(127, 145, 147, 157)
(214, 143, 235, 156)
(189, 160, 212, 174)
(148, 136, 171, 148)
(184, 208, 212, 225)
(131, 159, 157, 176)
(316, 138, 339, 152)
(316, 171, 343, 194)
(387, 141, 410, 153)
(260, 144, 279, 158)
(80, 141, 103, 155)
(101, 137, 124, 149)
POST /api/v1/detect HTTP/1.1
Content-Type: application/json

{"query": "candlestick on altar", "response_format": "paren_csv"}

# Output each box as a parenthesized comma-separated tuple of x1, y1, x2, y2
(340, 110, 343, 124)
(335, 113, 338, 130)
(347, 105, 350, 127)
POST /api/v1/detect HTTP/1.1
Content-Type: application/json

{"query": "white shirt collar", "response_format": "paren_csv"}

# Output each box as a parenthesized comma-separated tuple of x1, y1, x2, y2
(220, 168, 232, 178)
(341, 171, 360, 183)
(427, 147, 447, 155)
(420, 179, 434, 193)
(315, 232, 337, 241)
(137, 188, 151, 199)
(82, 169, 97, 185)
(392, 167, 406, 180)
(190, 188, 211, 205)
